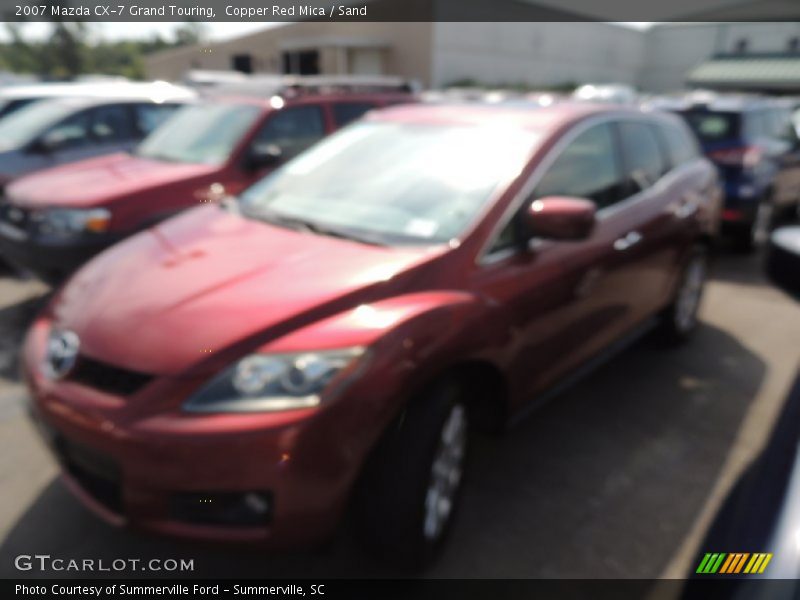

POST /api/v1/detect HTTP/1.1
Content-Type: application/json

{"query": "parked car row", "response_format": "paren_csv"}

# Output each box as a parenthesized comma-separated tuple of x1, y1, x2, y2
(644, 92, 800, 250)
(13, 89, 724, 566)
(0, 82, 197, 191)
(0, 80, 413, 282)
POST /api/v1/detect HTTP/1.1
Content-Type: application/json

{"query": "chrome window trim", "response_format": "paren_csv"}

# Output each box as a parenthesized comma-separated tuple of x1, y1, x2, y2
(477, 112, 676, 266)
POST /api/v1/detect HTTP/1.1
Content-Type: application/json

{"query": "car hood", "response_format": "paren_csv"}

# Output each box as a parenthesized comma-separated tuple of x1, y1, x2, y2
(51, 205, 444, 376)
(6, 153, 219, 208)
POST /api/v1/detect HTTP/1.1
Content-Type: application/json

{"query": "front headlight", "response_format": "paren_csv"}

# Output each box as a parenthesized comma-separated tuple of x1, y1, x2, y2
(183, 348, 366, 413)
(31, 208, 111, 238)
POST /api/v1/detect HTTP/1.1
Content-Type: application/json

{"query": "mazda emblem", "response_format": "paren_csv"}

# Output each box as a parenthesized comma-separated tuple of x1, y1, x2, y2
(44, 330, 80, 379)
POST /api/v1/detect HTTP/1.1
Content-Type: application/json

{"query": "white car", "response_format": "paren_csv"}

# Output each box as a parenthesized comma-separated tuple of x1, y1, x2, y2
(0, 81, 196, 121)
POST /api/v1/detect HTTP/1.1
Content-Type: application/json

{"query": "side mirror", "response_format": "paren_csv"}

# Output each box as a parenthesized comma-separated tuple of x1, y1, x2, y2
(519, 196, 596, 242)
(766, 226, 800, 300)
(246, 143, 283, 171)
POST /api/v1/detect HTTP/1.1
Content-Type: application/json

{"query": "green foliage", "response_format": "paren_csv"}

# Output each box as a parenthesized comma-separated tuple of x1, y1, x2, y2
(0, 22, 204, 80)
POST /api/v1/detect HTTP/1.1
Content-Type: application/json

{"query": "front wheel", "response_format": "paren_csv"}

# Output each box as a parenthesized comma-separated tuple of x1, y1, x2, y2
(354, 380, 469, 568)
(659, 245, 708, 343)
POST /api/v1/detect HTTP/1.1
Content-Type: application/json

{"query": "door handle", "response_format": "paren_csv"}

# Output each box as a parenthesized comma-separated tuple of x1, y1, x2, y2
(674, 194, 700, 218)
(613, 230, 642, 251)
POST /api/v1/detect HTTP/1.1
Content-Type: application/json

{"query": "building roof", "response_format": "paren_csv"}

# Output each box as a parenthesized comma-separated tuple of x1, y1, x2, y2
(688, 54, 800, 90)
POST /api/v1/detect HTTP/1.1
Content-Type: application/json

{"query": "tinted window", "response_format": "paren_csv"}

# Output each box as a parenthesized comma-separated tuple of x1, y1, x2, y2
(43, 110, 92, 150)
(90, 105, 135, 142)
(659, 121, 700, 168)
(618, 121, 667, 192)
(254, 106, 325, 159)
(332, 102, 375, 127)
(680, 111, 741, 142)
(134, 103, 179, 136)
(534, 123, 624, 209)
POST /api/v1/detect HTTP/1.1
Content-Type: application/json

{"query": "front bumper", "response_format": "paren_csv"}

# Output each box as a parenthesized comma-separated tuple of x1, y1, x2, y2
(0, 224, 116, 284)
(22, 320, 387, 547)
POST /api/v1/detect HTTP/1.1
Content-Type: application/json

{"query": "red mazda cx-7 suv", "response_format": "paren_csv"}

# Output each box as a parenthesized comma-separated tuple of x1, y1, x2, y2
(23, 103, 720, 566)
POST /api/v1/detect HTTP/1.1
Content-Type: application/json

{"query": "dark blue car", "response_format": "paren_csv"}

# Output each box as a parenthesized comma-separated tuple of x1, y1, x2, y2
(666, 97, 800, 250)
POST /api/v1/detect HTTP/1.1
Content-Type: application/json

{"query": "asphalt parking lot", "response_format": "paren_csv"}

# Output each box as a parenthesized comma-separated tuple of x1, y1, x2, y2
(0, 248, 798, 580)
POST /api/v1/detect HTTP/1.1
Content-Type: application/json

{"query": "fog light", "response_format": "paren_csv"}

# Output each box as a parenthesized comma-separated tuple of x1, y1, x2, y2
(171, 491, 273, 527)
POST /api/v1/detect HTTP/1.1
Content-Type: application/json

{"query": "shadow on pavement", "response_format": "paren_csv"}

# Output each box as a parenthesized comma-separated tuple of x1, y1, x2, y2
(0, 322, 765, 579)
(0, 291, 52, 383)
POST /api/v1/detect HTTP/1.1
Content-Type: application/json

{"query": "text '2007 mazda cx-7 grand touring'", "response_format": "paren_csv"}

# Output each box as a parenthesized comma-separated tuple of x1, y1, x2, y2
(22, 103, 721, 567)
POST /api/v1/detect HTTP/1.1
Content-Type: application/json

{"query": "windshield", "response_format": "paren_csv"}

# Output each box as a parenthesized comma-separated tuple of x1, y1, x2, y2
(239, 121, 542, 244)
(137, 103, 260, 165)
(0, 100, 77, 151)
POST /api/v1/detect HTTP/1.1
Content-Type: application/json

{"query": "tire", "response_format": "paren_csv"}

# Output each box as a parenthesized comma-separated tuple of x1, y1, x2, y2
(355, 379, 469, 569)
(659, 245, 708, 344)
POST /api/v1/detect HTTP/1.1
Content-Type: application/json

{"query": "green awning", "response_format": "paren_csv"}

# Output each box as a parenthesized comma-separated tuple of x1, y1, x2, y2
(687, 55, 800, 90)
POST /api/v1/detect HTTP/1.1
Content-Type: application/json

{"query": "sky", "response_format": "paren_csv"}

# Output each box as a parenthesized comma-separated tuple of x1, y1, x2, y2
(0, 21, 653, 43)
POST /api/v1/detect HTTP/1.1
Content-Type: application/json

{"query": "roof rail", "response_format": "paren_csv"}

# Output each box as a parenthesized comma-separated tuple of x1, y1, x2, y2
(201, 74, 417, 99)
(280, 75, 415, 95)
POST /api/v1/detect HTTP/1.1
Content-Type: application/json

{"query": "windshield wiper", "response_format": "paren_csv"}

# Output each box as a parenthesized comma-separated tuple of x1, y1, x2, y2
(132, 148, 183, 163)
(255, 211, 387, 246)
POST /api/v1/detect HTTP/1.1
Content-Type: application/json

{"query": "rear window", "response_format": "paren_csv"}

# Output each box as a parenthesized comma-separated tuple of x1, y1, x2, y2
(659, 121, 701, 168)
(618, 120, 668, 192)
(331, 102, 375, 127)
(679, 110, 741, 142)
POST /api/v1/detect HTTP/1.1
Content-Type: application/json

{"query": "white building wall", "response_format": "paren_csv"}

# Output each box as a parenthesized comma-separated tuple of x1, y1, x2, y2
(640, 23, 800, 92)
(430, 22, 645, 89)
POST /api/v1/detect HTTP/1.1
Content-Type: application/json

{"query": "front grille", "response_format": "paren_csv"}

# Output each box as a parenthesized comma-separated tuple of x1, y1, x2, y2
(68, 355, 153, 396)
(0, 202, 31, 233)
(56, 437, 122, 514)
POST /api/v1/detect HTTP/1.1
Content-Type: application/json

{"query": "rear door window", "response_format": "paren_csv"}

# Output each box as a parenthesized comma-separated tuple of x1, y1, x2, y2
(617, 120, 668, 193)
(253, 105, 326, 159)
(659, 122, 700, 169)
(89, 104, 136, 142)
(42, 110, 92, 150)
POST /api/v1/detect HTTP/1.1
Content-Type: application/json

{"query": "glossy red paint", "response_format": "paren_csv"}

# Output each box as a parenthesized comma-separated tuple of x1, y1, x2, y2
(23, 103, 721, 546)
(523, 196, 597, 240)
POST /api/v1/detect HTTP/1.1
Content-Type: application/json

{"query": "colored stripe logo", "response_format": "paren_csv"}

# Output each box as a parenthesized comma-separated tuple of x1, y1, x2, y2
(696, 552, 773, 574)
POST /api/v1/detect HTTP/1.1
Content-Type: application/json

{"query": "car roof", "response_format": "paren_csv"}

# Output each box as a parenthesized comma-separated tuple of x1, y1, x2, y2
(13, 96, 186, 113)
(206, 92, 415, 111)
(647, 94, 781, 114)
(0, 81, 196, 102)
(364, 102, 645, 133)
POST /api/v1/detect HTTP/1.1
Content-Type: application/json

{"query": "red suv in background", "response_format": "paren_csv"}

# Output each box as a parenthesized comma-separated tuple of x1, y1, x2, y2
(0, 82, 413, 282)
(23, 103, 720, 567)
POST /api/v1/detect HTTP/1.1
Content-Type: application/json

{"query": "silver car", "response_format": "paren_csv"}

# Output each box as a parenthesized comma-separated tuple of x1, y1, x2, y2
(0, 96, 188, 189)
